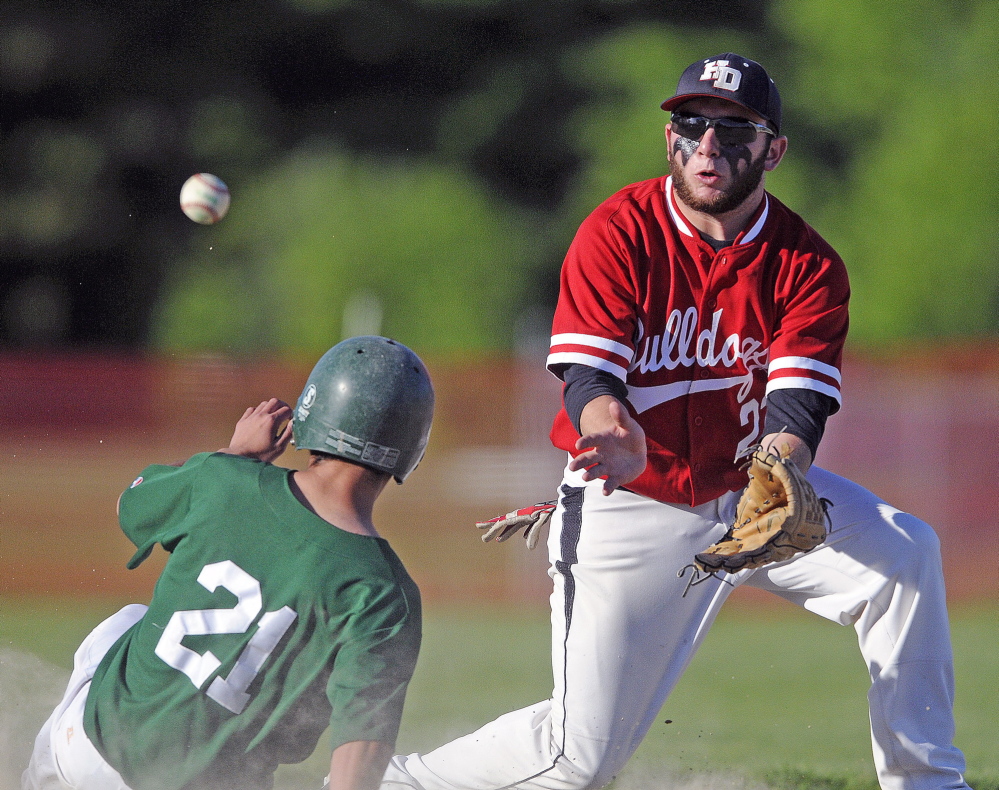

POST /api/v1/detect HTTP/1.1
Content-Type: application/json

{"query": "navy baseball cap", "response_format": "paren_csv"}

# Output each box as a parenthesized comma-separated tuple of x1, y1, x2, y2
(661, 54, 782, 134)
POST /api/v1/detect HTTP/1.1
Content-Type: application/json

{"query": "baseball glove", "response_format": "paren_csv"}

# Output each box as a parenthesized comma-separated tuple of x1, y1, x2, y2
(477, 501, 556, 550)
(694, 446, 828, 574)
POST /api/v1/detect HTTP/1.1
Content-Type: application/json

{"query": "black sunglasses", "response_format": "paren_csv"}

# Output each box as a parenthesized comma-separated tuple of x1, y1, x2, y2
(670, 112, 775, 146)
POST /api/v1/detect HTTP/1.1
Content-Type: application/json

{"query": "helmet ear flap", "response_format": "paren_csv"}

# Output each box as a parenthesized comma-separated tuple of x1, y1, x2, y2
(292, 336, 435, 483)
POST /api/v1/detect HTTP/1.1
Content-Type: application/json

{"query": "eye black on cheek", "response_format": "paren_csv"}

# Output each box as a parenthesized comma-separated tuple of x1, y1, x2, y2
(673, 136, 698, 165)
(721, 145, 752, 171)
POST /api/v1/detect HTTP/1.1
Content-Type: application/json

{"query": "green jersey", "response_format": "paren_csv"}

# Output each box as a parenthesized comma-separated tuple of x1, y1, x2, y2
(83, 452, 421, 790)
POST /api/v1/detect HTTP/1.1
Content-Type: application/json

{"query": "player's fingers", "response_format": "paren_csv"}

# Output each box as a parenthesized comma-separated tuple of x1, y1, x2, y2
(578, 461, 606, 483)
(575, 446, 622, 475)
(275, 419, 294, 446)
(272, 403, 293, 422)
(249, 400, 274, 417)
(574, 433, 602, 452)
(569, 443, 605, 469)
(599, 474, 623, 496)
(568, 453, 595, 473)
(261, 398, 285, 414)
(260, 397, 288, 414)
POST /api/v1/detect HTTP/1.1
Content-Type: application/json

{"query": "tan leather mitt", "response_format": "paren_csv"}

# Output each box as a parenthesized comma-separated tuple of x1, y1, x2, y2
(694, 446, 828, 574)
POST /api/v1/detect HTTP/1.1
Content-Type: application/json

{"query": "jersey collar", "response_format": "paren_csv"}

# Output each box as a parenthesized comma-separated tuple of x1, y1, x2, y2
(664, 176, 770, 245)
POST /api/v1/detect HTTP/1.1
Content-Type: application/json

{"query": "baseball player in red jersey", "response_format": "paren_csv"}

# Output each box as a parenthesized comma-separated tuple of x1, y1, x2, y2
(382, 55, 969, 790)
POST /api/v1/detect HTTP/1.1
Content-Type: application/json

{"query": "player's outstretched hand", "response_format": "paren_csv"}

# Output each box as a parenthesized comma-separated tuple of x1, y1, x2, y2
(569, 397, 647, 496)
(222, 398, 294, 463)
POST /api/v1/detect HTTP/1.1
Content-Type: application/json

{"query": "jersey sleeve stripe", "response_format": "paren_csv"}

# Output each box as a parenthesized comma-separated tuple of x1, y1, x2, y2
(550, 333, 633, 360)
(768, 355, 842, 383)
(765, 376, 842, 405)
(768, 367, 841, 396)
(546, 352, 629, 382)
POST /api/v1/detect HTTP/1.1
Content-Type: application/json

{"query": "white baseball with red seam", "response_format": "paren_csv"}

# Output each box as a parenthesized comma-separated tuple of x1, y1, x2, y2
(180, 173, 230, 224)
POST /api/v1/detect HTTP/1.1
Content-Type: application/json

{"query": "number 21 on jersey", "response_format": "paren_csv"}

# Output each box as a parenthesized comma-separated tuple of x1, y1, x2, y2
(154, 560, 297, 714)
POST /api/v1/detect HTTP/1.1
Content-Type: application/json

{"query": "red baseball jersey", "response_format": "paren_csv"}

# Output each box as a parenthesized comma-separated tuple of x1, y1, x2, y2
(547, 175, 849, 506)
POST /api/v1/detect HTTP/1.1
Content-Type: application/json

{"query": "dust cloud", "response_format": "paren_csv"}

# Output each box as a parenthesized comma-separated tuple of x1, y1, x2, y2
(614, 765, 771, 790)
(0, 659, 772, 790)
(0, 650, 67, 790)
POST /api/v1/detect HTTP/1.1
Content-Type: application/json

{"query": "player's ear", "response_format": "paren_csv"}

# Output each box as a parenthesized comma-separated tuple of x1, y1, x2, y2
(764, 135, 788, 171)
(664, 124, 680, 156)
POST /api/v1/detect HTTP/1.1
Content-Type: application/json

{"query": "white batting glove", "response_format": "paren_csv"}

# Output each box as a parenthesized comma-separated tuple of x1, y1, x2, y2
(477, 501, 556, 550)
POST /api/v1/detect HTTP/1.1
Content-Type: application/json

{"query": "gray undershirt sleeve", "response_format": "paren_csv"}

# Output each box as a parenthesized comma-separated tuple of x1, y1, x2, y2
(562, 364, 628, 433)
(762, 388, 836, 458)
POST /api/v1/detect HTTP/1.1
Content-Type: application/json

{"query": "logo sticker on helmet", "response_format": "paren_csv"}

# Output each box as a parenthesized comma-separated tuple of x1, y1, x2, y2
(361, 443, 400, 470)
(297, 384, 318, 422)
(324, 429, 365, 458)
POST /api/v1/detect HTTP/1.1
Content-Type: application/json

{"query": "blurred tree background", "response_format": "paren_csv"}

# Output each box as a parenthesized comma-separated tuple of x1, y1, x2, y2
(1, 0, 997, 357)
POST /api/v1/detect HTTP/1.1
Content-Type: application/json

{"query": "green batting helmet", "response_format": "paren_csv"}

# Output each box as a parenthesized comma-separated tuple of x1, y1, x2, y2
(292, 336, 435, 483)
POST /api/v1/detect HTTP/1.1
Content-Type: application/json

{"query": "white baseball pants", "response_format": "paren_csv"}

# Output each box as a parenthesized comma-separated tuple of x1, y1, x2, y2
(383, 465, 969, 790)
(23, 604, 146, 790)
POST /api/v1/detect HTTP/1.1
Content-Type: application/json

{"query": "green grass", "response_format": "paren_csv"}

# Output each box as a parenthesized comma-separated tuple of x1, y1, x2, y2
(397, 602, 999, 790)
(0, 596, 133, 669)
(3, 598, 996, 790)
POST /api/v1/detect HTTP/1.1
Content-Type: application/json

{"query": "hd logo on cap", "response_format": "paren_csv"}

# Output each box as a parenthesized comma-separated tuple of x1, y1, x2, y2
(699, 60, 742, 92)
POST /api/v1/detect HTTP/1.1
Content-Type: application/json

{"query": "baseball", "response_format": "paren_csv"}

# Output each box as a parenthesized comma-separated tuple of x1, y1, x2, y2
(179, 173, 230, 224)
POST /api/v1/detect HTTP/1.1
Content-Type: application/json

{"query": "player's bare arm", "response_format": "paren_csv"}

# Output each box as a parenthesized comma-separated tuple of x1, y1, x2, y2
(219, 397, 294, 462)
(569, 395, 647, 495)
(328, 740, 394, 790)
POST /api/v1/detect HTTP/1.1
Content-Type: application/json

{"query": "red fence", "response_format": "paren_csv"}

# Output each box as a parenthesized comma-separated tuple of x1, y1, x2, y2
(1, 348, 997, 602)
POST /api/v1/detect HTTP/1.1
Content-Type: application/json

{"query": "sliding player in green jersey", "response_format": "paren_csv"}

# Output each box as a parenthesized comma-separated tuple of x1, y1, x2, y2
(24, 336, 434, 790)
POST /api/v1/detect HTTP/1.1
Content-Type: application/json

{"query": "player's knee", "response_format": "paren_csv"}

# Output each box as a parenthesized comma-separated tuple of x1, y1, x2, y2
(549, 747, 626, 790)
(546, 764, 613, 790)
(895, 512, 941, 559)
(881, 510, 944, 584)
